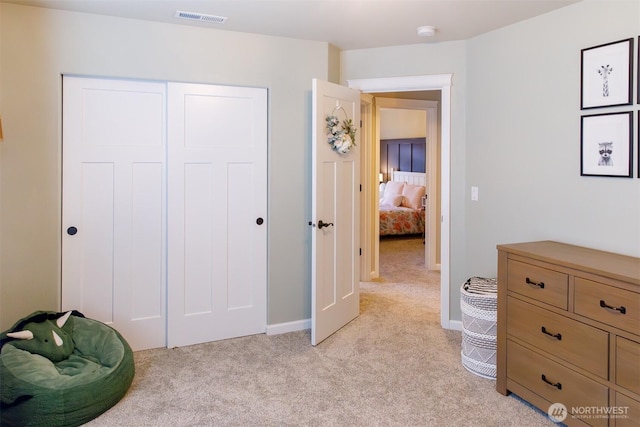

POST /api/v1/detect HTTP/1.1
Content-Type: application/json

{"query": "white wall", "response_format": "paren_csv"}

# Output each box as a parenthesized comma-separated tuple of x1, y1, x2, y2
(379, 109, 427, 139)
(0, 4, 330, 329)
(465, 0, 640, 278)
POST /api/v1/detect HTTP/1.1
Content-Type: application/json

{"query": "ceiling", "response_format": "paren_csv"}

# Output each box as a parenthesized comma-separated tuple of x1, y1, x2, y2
(3, 0, 580, 50)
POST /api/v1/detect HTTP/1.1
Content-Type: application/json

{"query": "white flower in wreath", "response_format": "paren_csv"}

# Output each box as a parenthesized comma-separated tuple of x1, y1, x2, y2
(341, 134, 355, 153)
(326, 114, 357, 154)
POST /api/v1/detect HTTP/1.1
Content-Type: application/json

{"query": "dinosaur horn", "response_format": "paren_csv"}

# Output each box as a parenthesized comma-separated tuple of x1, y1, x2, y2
(7, 330, 34, 340)
(57, 311, 72, 328)
(52, 330, 63, 346)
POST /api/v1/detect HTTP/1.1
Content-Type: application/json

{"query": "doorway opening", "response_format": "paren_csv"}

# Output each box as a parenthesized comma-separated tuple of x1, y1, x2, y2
(375, 95, 439, 273)
(348, 74, 453, 329)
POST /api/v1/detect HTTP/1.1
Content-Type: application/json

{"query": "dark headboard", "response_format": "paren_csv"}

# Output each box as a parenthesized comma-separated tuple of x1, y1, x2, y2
(380, 138, 426, 181)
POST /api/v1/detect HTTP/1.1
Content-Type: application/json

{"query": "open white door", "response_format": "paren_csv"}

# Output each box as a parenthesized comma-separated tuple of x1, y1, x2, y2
(311, 79, 361, 345)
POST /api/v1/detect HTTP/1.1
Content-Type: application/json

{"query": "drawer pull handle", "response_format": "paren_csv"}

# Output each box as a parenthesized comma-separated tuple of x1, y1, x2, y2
(525, 277, 545, 289)
(599, 300, 626, 314)
(541, 374, 562, 390)
(541, 326, 562, 340)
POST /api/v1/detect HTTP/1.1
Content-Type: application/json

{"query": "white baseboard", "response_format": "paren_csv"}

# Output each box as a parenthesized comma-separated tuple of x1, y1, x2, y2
(266, 318, 311, 335)
(269, 318, 461, 335)
(447, 319, 463, 331)
(441, 319, 463, 331)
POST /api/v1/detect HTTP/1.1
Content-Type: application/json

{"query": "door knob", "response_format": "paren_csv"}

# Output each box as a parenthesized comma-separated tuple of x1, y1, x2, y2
(67, 226, 78, 236)
(317, 220, 334, 229)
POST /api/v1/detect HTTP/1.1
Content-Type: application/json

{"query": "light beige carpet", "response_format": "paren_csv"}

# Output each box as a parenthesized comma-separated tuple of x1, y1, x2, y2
(87, 236, 554, 426)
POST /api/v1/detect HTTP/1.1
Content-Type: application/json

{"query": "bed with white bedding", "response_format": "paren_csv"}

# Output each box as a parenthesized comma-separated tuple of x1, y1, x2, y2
(379, 172, 426, 237)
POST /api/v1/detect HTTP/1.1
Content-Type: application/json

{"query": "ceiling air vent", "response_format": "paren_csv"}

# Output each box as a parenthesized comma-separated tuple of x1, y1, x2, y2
(174, 11, 228, 24)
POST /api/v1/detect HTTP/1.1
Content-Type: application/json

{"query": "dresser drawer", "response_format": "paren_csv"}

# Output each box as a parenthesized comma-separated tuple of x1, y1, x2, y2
(507, 259, 568, 309)
(507, 340, 608, 427)
(507, 297, 608, 378)
(575, 278, 640, 335)
(615, 392, 640, 427)
(616, 336, 640, 395)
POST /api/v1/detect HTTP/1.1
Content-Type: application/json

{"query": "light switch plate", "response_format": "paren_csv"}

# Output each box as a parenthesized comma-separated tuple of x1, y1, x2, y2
(471, 186, 479, 201)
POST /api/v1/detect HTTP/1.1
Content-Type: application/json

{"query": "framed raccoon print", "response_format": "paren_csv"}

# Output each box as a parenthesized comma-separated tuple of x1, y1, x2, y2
(580, 111, 632, 177)
(581, 38, 633, 110)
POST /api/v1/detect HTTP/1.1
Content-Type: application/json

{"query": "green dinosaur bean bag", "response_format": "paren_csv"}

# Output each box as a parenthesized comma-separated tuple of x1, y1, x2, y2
(0, 311, 134, 427)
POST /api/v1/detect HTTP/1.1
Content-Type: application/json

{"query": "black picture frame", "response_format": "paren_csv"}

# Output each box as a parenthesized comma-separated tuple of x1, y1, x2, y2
(581, 38, 633, 109)
(580, 111, 633, 177)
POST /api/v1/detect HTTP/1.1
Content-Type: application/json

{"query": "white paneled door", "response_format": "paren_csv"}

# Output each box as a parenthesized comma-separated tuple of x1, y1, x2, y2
(311, 79, 361, 345)
(167, 83, 267, 348)
(62, 77, 267, 351)
(62, 77, 167, 351)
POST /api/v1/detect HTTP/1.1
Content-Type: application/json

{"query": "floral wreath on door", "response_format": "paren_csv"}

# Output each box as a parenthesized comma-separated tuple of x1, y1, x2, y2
(326, 104, 357, 154)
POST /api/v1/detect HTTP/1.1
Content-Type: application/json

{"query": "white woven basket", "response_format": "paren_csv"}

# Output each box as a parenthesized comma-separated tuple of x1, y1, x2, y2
(460, 277, 497, 379)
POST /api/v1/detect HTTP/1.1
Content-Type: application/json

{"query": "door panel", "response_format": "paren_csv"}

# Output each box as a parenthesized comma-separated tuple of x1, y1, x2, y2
(62, 76, 167, 351)
(167, 83, 267, 348)
(336, 159, 357, 299)
(183, 163, 215, 315)
(80, 162, 115, 323)
(227, 163, 256, 309)
(311, 79, 361, 345)
(130, 163, 164, 320)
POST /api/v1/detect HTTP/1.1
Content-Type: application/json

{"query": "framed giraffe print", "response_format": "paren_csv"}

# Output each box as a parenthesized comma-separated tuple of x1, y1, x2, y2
(581, 38, 633, 110)
(580, 111, 633, 177)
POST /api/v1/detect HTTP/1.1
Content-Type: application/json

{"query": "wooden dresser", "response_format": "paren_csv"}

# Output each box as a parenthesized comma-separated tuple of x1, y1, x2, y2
(496, 241, 640, 427)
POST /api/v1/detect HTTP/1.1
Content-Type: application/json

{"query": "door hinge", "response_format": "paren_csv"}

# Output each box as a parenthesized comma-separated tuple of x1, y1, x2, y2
(359, 248, 362, 256)
(359, 184, 362, 192)
(360, 120, 362, 128)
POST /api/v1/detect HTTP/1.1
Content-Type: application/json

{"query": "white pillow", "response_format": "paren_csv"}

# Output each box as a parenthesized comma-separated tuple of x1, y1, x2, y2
(401, 184, 426, 210)
(380, 193, 403, 207)
(383, 181, 404, 197)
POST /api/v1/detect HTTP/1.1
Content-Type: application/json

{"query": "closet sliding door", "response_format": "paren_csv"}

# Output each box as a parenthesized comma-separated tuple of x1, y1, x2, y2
(167, 83, 267, 348)
(62, 76, 167, 351)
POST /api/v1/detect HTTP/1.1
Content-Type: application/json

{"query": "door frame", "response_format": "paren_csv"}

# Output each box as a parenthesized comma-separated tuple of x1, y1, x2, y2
(347, 74, 453, 330)
(359, 94, 376, 281)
